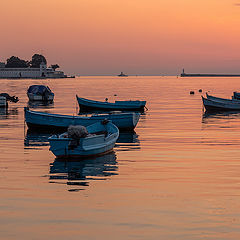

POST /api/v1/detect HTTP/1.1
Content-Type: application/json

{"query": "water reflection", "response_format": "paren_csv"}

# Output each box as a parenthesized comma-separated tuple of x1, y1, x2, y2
(115, 131, 141, 151)
(202, 111, 240, 123)
(49, 152, 118, 191)
(24, 130, 51, 148)
(27, 100, 54, 109)
(202, 111, 240, 131)
(0, 107, 18, 120)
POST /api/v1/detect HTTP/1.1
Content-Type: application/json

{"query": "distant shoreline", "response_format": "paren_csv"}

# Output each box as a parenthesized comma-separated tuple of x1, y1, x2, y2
(181, 73, 240, 77)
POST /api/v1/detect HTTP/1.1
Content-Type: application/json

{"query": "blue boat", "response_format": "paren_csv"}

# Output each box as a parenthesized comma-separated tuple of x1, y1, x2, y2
(202, 95, 240, 112)
(24, 107, 140, 131)
(49, 121, 119, 159)
(27, 85, 54, 102)
(76, 95, 146, 112)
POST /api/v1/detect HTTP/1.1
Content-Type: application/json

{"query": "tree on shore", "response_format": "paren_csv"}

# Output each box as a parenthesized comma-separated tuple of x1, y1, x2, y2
(4, 54, 59, 69)
(30, 54, 47, 68)
(51, 64, 60, 71)
(5, 56, 29, 68)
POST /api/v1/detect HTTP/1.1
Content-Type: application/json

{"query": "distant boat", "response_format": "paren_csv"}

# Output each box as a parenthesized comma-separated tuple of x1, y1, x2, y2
(48, 120, 119, 159)
(202, 95, 240, 112)
(76, 95, 146, 112)
(27, 85, 54, 102)
(24, 107, 140, 131)
(118, 72, 128, 77)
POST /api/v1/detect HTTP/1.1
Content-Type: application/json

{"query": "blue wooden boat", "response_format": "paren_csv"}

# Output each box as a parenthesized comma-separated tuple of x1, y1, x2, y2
(76, 95, 146, 112)
(202, 95, 240, 112)
(24, 107, 140, 131)
(48, 121, 119, 159)
(27, 85, 54, 102)
(206, 92, 240, 103)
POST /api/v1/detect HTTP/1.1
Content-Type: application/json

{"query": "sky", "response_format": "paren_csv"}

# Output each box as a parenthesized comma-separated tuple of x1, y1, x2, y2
(0, 0, 240, 75)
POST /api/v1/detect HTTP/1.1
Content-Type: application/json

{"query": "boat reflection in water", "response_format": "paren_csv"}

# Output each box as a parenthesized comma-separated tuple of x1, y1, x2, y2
(0, 107, 18, 120)
(24, 130, 52, 148)
(27, 100, 54, 109)
(115, 131, 141, 151)
(202, 110, 240, 124)
(49, 152, 118, 191)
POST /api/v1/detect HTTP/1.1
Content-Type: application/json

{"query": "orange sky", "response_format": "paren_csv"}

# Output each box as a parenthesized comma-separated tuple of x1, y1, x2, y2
(0, 0, 240, 75)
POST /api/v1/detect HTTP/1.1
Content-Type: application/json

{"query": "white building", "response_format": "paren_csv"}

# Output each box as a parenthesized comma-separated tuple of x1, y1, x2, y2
(0, 62, 66, 79)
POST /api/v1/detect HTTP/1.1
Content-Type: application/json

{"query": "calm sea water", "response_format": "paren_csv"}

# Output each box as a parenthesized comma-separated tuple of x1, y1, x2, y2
(1, 76, 240, 240)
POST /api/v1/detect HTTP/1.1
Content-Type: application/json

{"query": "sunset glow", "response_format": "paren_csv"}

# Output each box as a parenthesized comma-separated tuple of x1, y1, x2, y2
(1, 0, 240, 75)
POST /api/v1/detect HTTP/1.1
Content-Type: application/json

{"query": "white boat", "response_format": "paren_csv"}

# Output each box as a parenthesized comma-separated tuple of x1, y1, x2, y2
(49, 120, 119, 159)
(27, 85, 54, 102)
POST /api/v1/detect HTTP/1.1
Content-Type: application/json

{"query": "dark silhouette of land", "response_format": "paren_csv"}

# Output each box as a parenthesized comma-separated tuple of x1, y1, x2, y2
(181, 69, 240, 77)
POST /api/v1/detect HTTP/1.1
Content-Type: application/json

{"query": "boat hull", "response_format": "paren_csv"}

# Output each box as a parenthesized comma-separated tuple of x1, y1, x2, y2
(49, 121, 119, 159)
(202, 96, 240, 112)
(76, 95, 146, 112)
(24, 107, 140, 131)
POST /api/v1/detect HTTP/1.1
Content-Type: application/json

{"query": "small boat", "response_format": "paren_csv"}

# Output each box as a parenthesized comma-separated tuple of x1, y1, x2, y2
(48, 120, 119, 159)
(202, 95, 240, 112)
(27, 85, 54, 102)
(0, 93, 19, 108)
(76, 95, 146, 112)
(24, 107, 140, 131)
(118, 72, 128, 77)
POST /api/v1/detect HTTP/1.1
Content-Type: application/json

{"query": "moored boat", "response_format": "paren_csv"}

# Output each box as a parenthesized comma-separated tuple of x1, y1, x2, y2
(206, 92, 240, 103)
(202, 95, 240, 112)
(24, 107, 140, 131)
(76, 95, 146, 112)
(48, 120, 119, 159)
(0, 93, 19, 108)
(27, 85, 54, 102)
(206, 92, 237, 104)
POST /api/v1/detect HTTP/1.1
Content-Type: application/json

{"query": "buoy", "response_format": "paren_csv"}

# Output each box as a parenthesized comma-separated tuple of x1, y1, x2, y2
(190, 91, 195, 95)
(199, 89, 202, 92)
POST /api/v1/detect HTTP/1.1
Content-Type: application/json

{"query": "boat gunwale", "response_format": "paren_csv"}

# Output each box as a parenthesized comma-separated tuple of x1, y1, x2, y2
(24, 107, 138, 120)
(76, 95, 145, 107)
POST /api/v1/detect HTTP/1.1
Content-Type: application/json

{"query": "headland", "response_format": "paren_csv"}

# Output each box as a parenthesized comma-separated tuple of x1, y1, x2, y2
(0, 54, 73, 79)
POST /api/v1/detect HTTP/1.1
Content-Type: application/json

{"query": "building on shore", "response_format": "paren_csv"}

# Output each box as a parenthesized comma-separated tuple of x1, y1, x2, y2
(0, 61, 67, 79)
